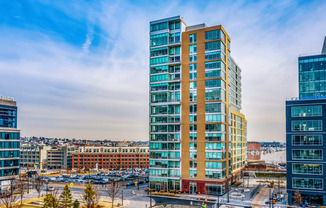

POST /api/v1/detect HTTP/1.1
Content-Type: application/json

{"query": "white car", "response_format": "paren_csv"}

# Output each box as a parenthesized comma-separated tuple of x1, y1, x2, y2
(47, 186, 54, 191)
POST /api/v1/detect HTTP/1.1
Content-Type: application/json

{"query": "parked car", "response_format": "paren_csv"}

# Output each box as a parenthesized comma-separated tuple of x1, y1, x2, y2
(47, 186, 54, 191)
(126, 182, 135, 186)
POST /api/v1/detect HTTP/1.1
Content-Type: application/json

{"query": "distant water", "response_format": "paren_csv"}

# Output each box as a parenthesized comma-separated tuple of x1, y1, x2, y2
(260, 150, 286, 164)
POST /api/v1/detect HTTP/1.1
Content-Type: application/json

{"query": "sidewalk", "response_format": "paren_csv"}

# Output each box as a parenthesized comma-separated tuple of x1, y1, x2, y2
(251, 187, 274, 208)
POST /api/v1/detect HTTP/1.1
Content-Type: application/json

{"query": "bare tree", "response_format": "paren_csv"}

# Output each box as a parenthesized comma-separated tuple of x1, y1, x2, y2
(34, 178, 44, 198)
(0, 193, 19, 208)
(293, 189, 302, 205)
(106, 181, 121, 208)
(15, 176, 28, 205)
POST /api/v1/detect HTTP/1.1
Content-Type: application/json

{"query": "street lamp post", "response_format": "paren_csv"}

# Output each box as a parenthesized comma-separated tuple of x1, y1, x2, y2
(269, 188, 271, 208)
(121, 189, 123, 206)
(149, 188, 152, 208)
(46, 181, 48, 195)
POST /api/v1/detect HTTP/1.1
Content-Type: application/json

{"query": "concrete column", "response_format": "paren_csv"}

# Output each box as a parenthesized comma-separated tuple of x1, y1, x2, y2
(288, 192, 293, 205)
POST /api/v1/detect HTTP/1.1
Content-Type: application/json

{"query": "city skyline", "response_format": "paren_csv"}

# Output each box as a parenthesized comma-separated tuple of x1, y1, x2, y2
(1, 0, 326, 141)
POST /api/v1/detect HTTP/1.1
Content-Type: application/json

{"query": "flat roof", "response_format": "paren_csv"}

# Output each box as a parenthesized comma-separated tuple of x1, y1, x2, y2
(150, 15, 187, 26)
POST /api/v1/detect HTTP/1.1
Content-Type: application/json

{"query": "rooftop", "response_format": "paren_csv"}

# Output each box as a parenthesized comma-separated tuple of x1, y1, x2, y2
(186, 23, 207, 31)
(150, 15, 186, 25)
(0, 95, 16, 107)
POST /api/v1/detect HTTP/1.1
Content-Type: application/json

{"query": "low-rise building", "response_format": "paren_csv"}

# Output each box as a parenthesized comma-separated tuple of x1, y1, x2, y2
(72, 146, 149, 170)
(20, 145, 51, 169)
(47, 146, 75, 170)
(247, 142, 261, 160)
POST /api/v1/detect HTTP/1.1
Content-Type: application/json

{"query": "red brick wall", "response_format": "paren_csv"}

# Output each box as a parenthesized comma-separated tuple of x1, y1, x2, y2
(72, 153, 149, 170)
(247, 142, 261, 151)
(247, 154, 261, 160)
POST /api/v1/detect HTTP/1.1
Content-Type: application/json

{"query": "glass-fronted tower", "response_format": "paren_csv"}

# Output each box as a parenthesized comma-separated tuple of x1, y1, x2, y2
(149, 16, 247, 195)
(286, 37, 326, 206)
(0, 96, 20, 188)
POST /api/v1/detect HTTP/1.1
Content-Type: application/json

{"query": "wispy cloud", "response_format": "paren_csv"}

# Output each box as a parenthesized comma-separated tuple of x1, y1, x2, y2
(0, 0, 325, 141)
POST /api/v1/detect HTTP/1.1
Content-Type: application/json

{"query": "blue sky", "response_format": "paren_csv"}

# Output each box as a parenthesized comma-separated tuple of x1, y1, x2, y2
(1, 0, 326, 141)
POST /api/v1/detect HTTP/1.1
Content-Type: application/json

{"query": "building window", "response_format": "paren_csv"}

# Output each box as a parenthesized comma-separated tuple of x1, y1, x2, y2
(292, 120, 322, 131)
(189, 34, 197, 43)
(190, 82, 197, 90)
(205, 124, 225, 132)
(292, 149, 322, 160)
(205, 143, 225, 150)
(190, 64, 197, 80)
(189, 54, 197, 62)
(189, 143, 197, 150)
(291, 106, 322, 117)
(205, 162, 224, 169)
(205, 41, 225, 52)
(150, 33, 168, 47)
(205, 103, 224, 113)
(150, 47, 168, 57)
(189, 45, 197, 54)
(292, 178, 323, 190)
(189, 170, 197, 178)
(205, 184, 226, 196)
(190, 152, 197, 159)
(190, 115, 197, 123)
(292, 164, 322, 175)
(205, 79, 225, 89)
(292, 135, 322, 146)
(190, 90, 197, 102)
(205, 61, 225, 70)
(205, 171, 225, 179)
(205, 51, 225, 61)
(190, 133, 197, 141)
(205, 152, 223, 160)
(190, 124, 197, 132)
(205, 133, 225, 141)
(205, 88, 224, 101)
(150, 22, 168, 32)
(205, 30, 225, 42)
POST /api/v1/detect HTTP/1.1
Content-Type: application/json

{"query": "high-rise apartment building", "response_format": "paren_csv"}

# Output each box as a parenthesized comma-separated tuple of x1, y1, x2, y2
(149, 16, 247, 195)
(286, 37, 326, 206)
(0, 96, 20, 187)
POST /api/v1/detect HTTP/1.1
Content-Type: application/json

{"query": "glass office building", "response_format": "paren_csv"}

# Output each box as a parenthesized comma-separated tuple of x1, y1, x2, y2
(286, 37, 326, 206)
(149, 16, 247, 195)
(0, 97, 20, 188)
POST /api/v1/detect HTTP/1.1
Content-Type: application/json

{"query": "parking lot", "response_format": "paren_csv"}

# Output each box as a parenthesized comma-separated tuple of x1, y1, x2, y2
(37, 168, 149, 187)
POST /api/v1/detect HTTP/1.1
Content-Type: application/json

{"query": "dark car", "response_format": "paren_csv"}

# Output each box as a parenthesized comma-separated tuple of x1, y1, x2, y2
(126, 182, 135, 186)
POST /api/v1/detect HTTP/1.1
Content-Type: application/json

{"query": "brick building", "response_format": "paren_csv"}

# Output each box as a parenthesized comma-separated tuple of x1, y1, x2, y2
(72, 146, 149, 170)
(247, 142, 261, 160)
